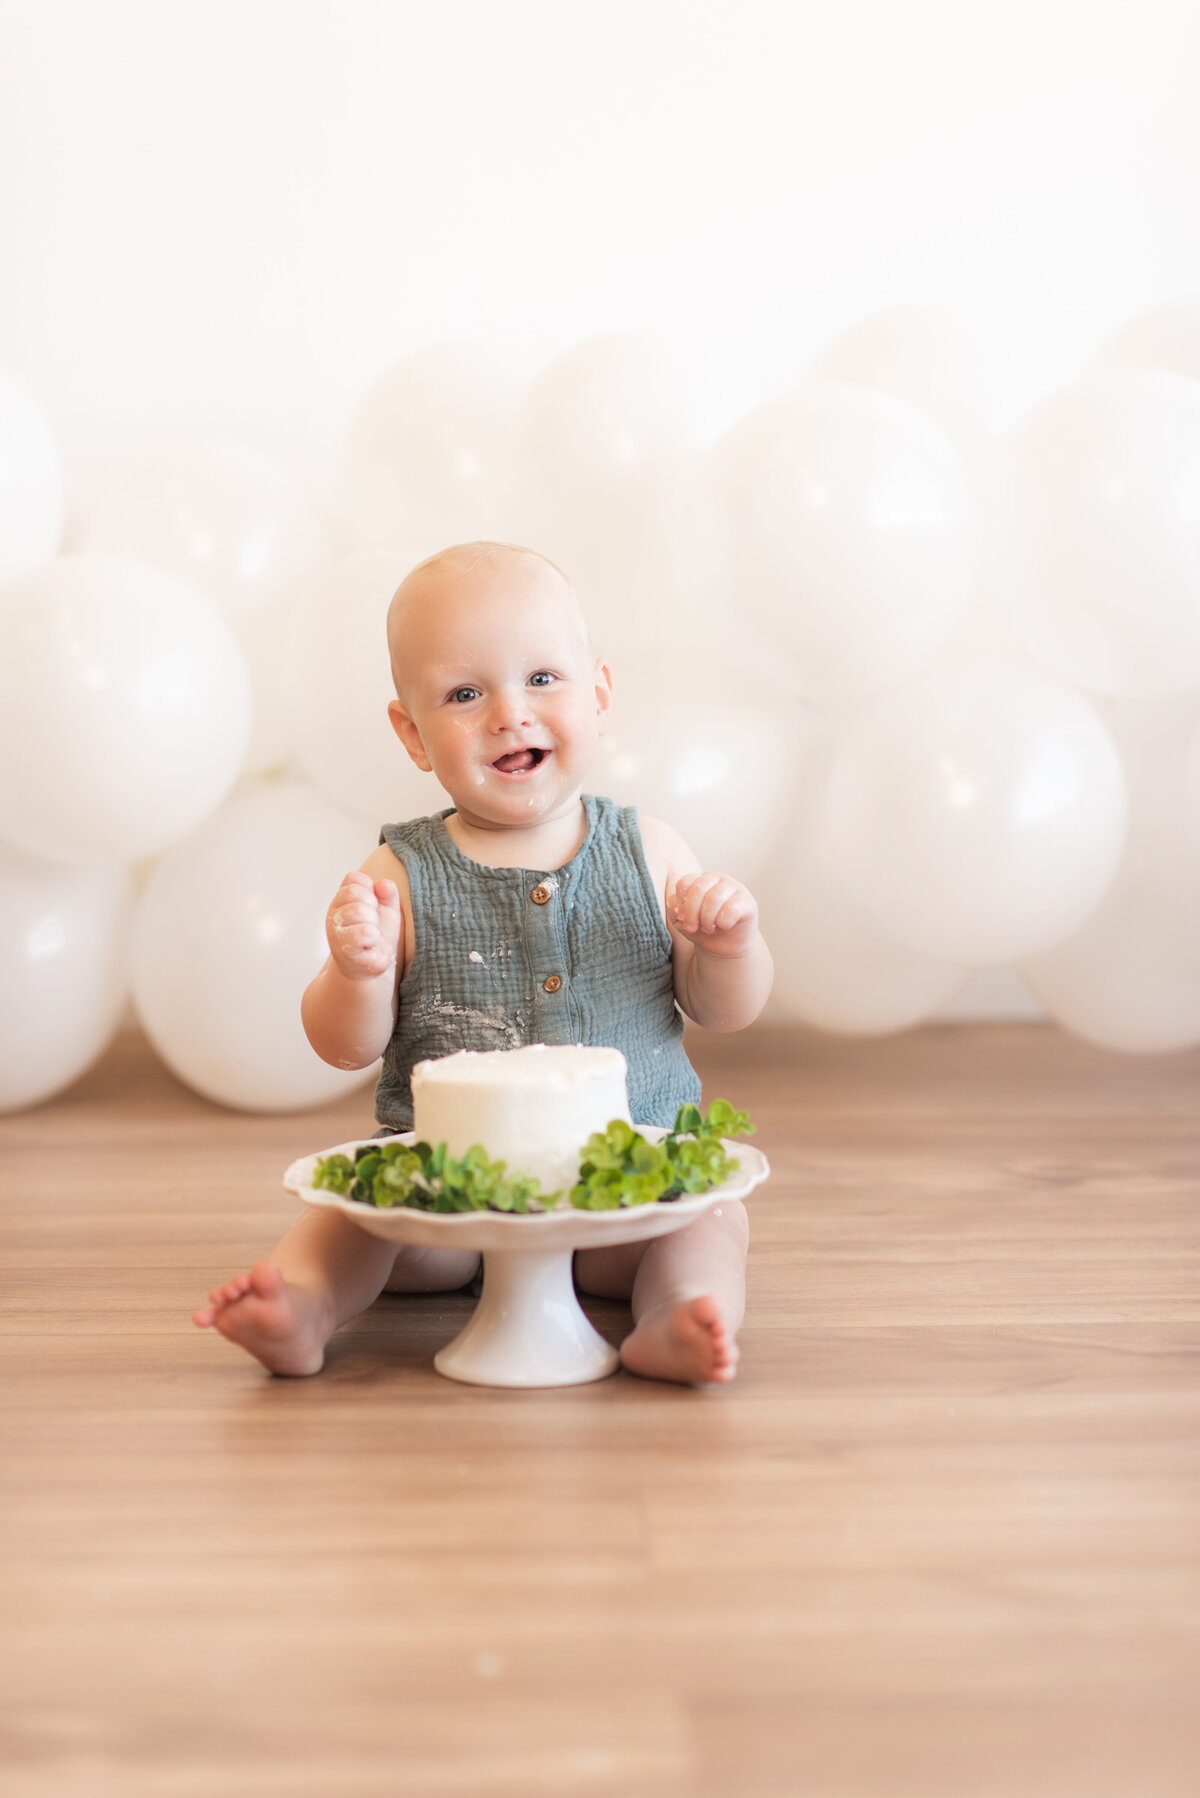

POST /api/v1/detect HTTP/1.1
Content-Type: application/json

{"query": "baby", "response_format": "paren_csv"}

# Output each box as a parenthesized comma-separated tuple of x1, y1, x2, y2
(194, 542, 773, 1384)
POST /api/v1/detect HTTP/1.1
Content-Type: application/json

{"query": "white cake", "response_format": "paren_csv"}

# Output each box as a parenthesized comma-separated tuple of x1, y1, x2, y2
(410, 1044, 632, 1198)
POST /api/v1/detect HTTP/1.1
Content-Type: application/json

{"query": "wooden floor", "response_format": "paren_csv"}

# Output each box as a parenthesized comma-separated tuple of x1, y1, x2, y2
(2, 1024, 1198, 1798)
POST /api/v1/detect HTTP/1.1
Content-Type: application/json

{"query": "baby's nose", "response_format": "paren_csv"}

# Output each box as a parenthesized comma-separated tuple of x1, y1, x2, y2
(489, 688, 532, 730)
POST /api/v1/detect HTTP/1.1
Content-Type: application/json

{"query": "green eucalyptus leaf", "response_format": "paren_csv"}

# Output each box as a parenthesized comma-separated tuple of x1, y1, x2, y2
(311, 1153, 355, 1194)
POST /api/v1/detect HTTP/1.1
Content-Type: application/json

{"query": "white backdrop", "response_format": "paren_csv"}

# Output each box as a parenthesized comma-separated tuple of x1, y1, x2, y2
(3, 0, 1199, 489)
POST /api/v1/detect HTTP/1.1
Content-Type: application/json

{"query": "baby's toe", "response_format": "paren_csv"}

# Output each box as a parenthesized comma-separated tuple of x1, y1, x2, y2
(248, 1261, 284, 1297)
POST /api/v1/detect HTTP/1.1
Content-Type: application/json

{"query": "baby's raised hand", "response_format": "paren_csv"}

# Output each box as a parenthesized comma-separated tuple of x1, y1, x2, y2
(325, 871, 403, 980)
(668, 873, 760, 957)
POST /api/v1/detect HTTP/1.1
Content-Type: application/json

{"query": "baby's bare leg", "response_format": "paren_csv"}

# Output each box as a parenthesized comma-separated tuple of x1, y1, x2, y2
(575, 1200, 749, 1385)
(382, 1246, 481, 1292)
(193, 1209, 477, 1376)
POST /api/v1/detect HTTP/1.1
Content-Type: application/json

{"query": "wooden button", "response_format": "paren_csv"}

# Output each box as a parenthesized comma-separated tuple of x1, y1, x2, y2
(531, 885, 551, 905)
(543, 974, 563, 993)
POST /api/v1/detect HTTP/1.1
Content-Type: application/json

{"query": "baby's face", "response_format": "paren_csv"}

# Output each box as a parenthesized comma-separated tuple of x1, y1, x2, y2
(388, 555, 612, 832)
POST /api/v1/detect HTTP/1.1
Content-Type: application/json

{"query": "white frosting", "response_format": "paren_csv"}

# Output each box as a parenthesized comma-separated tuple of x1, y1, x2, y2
(411, 1044, 631, 1199)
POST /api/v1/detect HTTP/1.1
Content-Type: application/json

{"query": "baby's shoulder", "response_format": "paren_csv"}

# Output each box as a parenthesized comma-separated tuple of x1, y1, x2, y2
(633, 813, 702, 897)
(369, 808, 451, 889)
(359, 839, 411, 891)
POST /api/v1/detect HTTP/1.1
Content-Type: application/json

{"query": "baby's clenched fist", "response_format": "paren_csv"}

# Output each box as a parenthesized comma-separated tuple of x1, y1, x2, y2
(325, 871, 403, 980)
(668, 873, 760, 957)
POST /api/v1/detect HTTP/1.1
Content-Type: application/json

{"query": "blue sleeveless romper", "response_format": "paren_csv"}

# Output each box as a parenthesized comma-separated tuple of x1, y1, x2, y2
(373, 793, 701, 1132)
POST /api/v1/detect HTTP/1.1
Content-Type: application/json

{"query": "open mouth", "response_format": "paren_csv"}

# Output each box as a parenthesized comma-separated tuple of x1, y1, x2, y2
(491, 747, 548, 776)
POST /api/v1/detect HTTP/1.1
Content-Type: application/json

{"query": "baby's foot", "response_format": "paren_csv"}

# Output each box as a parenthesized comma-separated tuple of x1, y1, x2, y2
(192, 1262, 330, 1376)
(619, 1294, 739, 1386)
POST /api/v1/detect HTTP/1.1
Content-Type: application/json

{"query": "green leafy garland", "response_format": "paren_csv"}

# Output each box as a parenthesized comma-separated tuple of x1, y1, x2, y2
(310, 1098, 754, 1215)
(311, 1137, 546, 1213)
(569, 1099, 753, 1210)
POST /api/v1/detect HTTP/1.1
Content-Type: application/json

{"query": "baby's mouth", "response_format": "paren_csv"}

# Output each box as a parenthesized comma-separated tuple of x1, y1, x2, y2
(491, 747, 547, 775)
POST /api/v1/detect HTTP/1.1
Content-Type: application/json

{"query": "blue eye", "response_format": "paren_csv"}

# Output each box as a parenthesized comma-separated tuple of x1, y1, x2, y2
(529, 671, 555, 687)
(451, 686, 479, 704)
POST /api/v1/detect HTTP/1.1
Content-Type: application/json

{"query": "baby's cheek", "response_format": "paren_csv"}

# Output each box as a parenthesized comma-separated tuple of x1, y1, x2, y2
(557, 694, 598, 743)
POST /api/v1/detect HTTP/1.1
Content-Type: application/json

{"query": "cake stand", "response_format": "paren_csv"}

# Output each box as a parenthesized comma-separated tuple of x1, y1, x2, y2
(283, 1130, 770, 1388)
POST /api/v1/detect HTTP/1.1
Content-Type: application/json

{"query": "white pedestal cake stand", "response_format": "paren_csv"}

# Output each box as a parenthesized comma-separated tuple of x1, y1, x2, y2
(283, 1130, 770, 1388)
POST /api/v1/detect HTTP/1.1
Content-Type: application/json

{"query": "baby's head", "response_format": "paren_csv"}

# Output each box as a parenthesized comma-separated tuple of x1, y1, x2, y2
(385, 542, 589, 695)
(385, 542, 613, 826)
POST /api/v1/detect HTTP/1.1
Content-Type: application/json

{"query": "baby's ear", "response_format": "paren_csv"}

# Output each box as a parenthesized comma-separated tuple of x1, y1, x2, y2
(594, 659, 614, 735)
(388, 699, 433, 772)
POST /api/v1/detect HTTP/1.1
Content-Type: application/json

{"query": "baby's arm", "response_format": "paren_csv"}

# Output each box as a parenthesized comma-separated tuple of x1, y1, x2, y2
(300, 846, 412, 1069)
(638, 818, 773, 1032)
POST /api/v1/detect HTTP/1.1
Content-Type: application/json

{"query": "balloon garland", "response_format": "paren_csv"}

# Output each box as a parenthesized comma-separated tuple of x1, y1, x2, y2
(3, 305, 1200, 1112)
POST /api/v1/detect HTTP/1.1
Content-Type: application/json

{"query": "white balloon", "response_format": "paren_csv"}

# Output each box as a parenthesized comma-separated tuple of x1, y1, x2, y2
(237, 576, 309, 777)
(714, 382, 980, 697)
(507, 463, 727, 659)
(515, 333, 741, 599)
(335, 345, 519, 549)
(988, 369, 1200, 696)
(1021, 696, 1200, 1052)
(0, 556, 251, 866)
(287, 548, 454, 825)
(758, 717, 969, 1033)
(131, 781, 381, 1112)
(1092, 299, 1200, 384)
(79, 441, 328, 780)
(0, 367, 65, 580)
(936, 967, 1045, 1023)
(827, 655, 1128, 965)
(508, 481, 681, 657)
(520, 331, 735, 505)
(808, 303, 1024, 447)
(80, 439, 329, 633)
(591, 650, 800, 882)
(1187, 713, 1200, 855)
(0, 849, 132, 1113)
